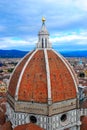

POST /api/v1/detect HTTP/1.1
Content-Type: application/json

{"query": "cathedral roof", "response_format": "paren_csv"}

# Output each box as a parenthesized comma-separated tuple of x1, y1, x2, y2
(8, 49, 78, 103)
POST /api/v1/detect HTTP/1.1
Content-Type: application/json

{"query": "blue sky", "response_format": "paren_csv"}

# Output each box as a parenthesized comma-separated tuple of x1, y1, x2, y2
(0, 0, 87, 51)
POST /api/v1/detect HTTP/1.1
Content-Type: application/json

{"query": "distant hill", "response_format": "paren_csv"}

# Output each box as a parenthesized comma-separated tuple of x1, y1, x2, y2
(0, 49, 87, 58)
(0, 50, 28, 58)
(60, 50, 87, 57)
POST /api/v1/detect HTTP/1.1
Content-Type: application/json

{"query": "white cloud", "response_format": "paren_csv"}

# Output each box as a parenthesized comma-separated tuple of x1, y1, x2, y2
(1, 29, 87, 50)
(0, 0, 87, 51)
(50, 31, 87, 45)
(0, 37, 37, 49)
(74, 0, 87, 11)
(0, 45, 8, 49)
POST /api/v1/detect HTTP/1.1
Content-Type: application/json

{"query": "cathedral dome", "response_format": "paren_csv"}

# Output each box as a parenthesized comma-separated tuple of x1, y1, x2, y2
(8, 49, 78, 103)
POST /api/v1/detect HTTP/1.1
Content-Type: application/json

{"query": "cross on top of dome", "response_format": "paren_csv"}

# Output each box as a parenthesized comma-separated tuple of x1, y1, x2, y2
(42, 17, 46, 24)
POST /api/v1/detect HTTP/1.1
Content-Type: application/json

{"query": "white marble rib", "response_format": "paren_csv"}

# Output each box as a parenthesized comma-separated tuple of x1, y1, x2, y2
(44, 49, 52, 104)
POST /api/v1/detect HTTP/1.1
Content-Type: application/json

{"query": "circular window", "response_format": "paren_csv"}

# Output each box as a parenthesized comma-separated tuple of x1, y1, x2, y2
(30, 116, 37, 123)
(60, 114, 67, 122)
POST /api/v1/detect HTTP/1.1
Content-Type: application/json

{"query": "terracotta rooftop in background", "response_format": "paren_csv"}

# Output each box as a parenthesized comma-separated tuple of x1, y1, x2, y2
(14, 123, 44, 130)
(0, 121, 12, 130)
(0, 112, 5, 125)
(8, 49, 77, 103)
(81, 116, 87, 130)
(80, 99, 87, 108)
